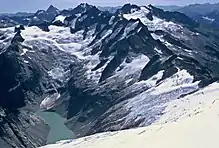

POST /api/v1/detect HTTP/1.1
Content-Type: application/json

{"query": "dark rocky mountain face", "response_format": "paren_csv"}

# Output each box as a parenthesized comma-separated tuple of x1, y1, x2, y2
(1, 3, 219, 148)
(0, 30, 50, 147)
(28, 5, 60, 26)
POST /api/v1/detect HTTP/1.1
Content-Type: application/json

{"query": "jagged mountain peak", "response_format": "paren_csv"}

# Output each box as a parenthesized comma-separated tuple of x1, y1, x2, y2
(58, 3, 98, 21)
(116, 3, 141, 14)
(28, 5, 60, 26)
(46, 5, 60, 14)
(72, 3, 96, 14)
(79, 3, 93, 8)
(34, 5, 59, 16)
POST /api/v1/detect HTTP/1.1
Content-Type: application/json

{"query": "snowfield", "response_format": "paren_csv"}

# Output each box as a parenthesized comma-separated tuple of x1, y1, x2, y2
(123, 6, 182, 32)
(40, 82, 219, 148)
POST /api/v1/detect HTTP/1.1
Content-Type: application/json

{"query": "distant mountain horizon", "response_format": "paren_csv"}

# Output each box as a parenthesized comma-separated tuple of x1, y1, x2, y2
(1, 2, 219, 15)
(174, 2, 219, 17)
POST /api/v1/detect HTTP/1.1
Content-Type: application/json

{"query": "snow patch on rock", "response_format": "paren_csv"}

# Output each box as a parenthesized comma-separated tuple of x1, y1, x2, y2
(40, 93, 61, 110)
(54, 15, 66, 23)
(202, 16, 215, 22)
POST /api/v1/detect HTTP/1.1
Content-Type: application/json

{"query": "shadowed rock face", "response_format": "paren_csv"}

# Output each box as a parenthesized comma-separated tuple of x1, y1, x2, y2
(0, 35, 49, 147)
(0, 47, 25, 109)
(1, 3, 219, 148)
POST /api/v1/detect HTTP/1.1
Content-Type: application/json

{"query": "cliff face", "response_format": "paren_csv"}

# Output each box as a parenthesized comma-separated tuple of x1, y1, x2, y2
(40, 82, 219, 148)
(0, 26, 52, 147)
(0, 38, 49, 147)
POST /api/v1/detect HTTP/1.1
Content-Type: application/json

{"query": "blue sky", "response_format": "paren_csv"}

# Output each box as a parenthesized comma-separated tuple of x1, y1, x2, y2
(1, 0, 219, 13)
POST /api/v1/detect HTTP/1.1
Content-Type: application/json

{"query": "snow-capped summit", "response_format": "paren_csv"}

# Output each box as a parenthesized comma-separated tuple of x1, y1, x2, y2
(117, 4, 199, 30)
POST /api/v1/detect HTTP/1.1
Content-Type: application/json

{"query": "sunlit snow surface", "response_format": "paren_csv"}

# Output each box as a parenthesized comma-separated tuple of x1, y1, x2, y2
(123, 6, 182, 32)
(120, 69, 200, 126)
(21, 26, 91, 58)
(123, 6, 196, 42)
(157, 82, 219, 123)
(40, 82, 219, 148)
(115, 54, 150, 78)
(19, 26, 106, 82)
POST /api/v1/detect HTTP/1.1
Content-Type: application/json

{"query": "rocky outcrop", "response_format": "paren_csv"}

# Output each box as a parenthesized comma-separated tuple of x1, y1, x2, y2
(0, 31, 50, 147)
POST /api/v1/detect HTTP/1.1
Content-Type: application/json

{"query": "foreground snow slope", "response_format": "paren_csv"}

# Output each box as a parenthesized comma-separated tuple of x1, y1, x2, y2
(40, 83, 219, 148)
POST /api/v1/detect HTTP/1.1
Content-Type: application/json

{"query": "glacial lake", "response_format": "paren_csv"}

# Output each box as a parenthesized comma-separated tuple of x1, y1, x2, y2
(36, 111, 74, 144)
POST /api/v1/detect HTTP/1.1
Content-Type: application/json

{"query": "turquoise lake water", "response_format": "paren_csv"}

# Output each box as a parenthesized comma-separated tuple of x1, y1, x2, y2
(36, 111, 74, 144)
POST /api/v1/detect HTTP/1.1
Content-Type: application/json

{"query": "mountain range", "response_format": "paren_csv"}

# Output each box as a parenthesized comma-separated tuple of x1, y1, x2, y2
(0, 3, 219, 148)
(174, 3, 219, 17)
(0, 5, 59, 28)
(160, 3, 219, 29)
(2, 3, 219, 29)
